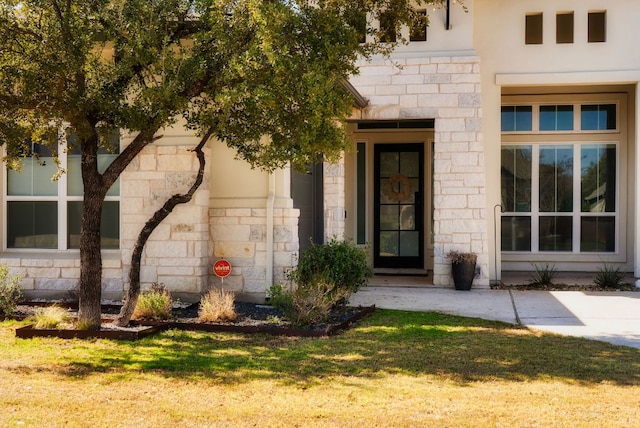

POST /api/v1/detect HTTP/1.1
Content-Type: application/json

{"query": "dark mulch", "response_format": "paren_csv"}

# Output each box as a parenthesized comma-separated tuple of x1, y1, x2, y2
(7, 301, 376, 339)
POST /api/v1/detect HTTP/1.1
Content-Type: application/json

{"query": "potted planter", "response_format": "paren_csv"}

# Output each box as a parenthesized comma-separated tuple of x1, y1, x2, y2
(447, 250, 477, 291)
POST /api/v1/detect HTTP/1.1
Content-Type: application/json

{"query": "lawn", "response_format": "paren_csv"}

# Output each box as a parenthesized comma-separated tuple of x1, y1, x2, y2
(2, 310, 639, 427)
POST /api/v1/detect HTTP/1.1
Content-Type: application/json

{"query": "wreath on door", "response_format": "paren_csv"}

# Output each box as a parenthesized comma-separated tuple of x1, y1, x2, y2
(384, 173, 412, 202)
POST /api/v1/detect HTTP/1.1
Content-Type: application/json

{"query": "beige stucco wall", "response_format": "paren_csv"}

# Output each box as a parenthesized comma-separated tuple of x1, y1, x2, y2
(475, 0, 640, 278)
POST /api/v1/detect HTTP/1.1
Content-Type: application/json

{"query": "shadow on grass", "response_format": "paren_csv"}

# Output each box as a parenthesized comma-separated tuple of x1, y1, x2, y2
(4, 310, 640, 387)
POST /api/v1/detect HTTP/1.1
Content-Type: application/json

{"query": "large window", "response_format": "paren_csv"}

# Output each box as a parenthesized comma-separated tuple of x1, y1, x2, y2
(501, 143, 616, 253)
(5, 132, 120, 250)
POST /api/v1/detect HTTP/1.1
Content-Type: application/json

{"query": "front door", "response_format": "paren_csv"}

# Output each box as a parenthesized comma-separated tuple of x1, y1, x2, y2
(374, 143, 424, 269)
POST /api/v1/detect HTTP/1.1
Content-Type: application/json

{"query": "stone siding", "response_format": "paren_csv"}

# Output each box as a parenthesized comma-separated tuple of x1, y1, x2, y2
(1, 144, 212, 299)
(348, 55, 489, 287)
(121, 144, 212, 295)
(209, 208, 299, 294)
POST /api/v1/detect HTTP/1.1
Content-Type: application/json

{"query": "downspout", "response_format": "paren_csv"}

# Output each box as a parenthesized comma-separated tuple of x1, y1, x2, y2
(266, 172, 276, 292)
(493, 204, 504, 285)
(446, 0, 451, 30)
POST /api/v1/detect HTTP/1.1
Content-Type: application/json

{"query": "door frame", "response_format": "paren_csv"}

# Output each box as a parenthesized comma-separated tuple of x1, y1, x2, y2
(345, 127, 435, 273)
(373, 143, 425, 269)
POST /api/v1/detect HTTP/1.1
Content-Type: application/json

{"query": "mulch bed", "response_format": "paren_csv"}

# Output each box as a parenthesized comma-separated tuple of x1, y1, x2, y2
(6, 301, 376, 340)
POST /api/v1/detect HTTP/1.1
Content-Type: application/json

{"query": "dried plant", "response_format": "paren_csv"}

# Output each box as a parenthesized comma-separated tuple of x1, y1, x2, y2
(198, 288, 237, 322)
(446, 250, 478, 264)
(29, 306, 72, 329)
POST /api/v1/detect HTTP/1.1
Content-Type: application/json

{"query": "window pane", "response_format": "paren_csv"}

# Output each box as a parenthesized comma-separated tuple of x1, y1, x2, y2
(410, 10, 427, 42)
(356, 143, 366, 244)
(399, 231, 419, 256)
(539, 216, 572, 251)
(501, 107, 515, 132)
(540, 105, 574, 131)
(501, 106, 532, 132)
(556, 12, 574, 44)
(400, 205, 415, 230)
(68, 154, 120, 197)
(380, 205, 399, 230)
(67, 155, 83, 196)
(525, 13, 543, 45)
(379, 12, 396, 43)
(588, 12, 606, 43)
(581, 104, 616, 130)
(379, 231, 398, 257)
(501, 146, 532, 212)
(400, 152, 419, 177)
(7, 143, 58, 196)
(379, 152, 399, 177)
(581, 144, 616, 213)
(101, 201, 120, 249)
(68, 201, 120, 249)
(347, 11, 367, 44)
(539, 145, 573, 212)
(581, 217, 615, 252)
(501, 216, 531, 251)
(7, 201, 58, 248)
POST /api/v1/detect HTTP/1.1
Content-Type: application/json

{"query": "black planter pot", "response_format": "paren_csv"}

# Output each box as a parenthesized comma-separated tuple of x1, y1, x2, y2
(451, 260, 476, 290)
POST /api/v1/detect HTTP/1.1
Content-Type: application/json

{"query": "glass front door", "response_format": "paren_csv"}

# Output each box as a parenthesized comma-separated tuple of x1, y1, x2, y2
(374, 143, 424, 268)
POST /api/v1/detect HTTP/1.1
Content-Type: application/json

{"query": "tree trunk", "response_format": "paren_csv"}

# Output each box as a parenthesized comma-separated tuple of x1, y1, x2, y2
(114, 131, 211, 327)
(78, 179, 106, 330)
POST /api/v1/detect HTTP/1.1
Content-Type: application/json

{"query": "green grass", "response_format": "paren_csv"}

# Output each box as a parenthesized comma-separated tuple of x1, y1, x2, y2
(2, 310, 640, 427)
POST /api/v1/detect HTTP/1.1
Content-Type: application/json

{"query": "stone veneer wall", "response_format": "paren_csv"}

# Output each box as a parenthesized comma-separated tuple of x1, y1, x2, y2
(1, 143, 212, 299)
(120, 144, 212, 296)
(209, 208, 299, 295)
(345, 55, 489, 287)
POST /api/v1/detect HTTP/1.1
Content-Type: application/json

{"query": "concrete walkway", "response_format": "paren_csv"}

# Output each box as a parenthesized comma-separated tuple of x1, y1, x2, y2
(348, 286, 640, 349)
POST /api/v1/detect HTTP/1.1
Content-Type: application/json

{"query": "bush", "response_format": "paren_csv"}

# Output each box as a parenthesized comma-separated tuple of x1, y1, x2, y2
(198, 288, 237, 322)
(269, 239, 372, 326)
(268, 277, 352, 326)
(29, 306, 72, 329)
(133, 283, 173, 320)
(289, 238, 372, 302)
(0, 265, 23, 316)
(529, 263, 557, 287)
(594, 264, 627, 289)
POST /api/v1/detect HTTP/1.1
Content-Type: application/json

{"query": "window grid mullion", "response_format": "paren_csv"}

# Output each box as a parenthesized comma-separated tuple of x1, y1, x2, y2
(573, 144, 581, 253)
(531, 145, 540, 252)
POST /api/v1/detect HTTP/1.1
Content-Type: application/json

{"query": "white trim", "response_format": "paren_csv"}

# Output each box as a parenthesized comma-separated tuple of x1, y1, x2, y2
(496, 70, 640, 87)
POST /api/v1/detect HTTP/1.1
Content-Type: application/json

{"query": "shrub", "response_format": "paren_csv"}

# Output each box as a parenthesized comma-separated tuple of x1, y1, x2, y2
(133, 283, 173, 320)
(269, 276, 352, 326)
(29, 306, 72, 329)
(267, 283, 293, 310)
(529, 263, 557, 287)
(289, 237, 372, 302)
(0, 265, 23, 316)
(270, 239, 371, 326)
(594, 264, 627, 289)
(198, 288, 237, 322)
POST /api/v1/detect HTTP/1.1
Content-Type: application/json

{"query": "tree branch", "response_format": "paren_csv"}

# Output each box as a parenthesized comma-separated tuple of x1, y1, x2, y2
(114, 128, 212, 326)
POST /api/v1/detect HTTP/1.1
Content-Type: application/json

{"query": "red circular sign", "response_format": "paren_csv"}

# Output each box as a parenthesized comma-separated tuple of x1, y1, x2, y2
(213, 259, 231, 278)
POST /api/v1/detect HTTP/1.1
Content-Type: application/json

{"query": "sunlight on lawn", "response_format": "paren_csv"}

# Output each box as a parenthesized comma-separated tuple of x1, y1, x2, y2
(2, 310, 640, 427)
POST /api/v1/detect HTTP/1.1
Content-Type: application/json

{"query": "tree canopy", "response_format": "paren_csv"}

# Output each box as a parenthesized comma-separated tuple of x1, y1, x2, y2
(0, 0, 446, 328)
(1, 0, 445, 169)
